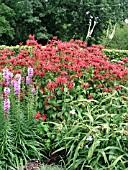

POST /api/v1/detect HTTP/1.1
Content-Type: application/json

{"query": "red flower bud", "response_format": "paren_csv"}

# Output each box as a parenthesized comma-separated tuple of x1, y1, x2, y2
(34, 112, 41, 120)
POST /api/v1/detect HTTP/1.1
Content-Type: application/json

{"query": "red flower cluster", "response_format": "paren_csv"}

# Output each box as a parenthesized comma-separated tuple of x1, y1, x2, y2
(34, 112, 47, 121)
(0, 35, 128, 98)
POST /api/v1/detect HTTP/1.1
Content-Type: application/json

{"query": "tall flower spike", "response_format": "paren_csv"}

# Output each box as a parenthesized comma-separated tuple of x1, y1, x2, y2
(28, 67, 34, 78)
(2, 68, 9, 79)
(14, 81, 20, 96)
(26, 76, 31, 85)
(4, 98, 10, 118)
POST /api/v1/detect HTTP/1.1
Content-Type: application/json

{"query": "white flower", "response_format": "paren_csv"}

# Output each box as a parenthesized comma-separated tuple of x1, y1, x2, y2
(85, 145, 89, 149)
(86, 136, 93, 141)
(125, 18, 128, 24)
(70, 109, 76, 115)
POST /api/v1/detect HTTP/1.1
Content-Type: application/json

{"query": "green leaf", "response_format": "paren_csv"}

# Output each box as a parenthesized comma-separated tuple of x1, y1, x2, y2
(64, 87, 68, 93)
(88, 139, 100, 160)
(99, 149, 108, 164)
(109, 155, 123, 169)
(52, 147, 66, 155)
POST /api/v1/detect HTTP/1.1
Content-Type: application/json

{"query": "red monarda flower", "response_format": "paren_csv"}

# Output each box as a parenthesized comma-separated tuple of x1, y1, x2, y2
(82, 82, 90, 88)
(29, 34, 35, 40)
(42, 114, 47, 121)
(115, 85, 122, 90)
(88, 94, 93, 99)
(96, 84, 102, 88)
(1, 80, 6, 87)
(62, 86, 64, 92)
(108, 88, 113, 93)
(103, 88, 108, 92)
(19, 42, 23, 46)
(34, 112, 41, 120)
(20, 94, 25, 99)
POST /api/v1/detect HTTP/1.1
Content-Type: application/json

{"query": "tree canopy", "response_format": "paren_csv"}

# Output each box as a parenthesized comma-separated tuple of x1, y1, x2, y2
(0, 0, 128, 45)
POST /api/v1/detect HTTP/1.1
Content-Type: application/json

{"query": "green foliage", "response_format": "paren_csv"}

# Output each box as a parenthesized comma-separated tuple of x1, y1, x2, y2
(1, 0, 128, 45)
(50, 90, 128, 169)
(0, 38, 128, 169)
(102, 49, 128, 60)
(102, 23, 128, 50)
(40, 164, 63, 170)
(0, 3, 15, 45)
(0, 73, 44, 169)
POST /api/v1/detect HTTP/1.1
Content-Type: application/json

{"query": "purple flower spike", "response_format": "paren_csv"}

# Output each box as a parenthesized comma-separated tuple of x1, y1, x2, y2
(2, 68, 9, 79)
(11, 79, 15, 87)
(4, 87, 10, 95)
(8, 71, 13, 79)
(14, 81, 20, 96)
(28, 67, 34, 78)
(2, 69, 13, 86)
(4, 98, 10, 114)
(86, 136, 93, 141)
(26, 76, 31, 85)
(5, 79, 10, 86)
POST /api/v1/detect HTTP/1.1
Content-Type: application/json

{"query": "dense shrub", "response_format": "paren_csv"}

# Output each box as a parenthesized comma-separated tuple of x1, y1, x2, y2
(105, 23, 128, 50)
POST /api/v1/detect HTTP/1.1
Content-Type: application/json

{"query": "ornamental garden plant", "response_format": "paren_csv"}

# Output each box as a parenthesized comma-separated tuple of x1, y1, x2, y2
(0, 35, 128, 169)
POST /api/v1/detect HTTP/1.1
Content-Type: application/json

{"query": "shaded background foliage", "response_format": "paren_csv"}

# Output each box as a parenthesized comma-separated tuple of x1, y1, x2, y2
(0, 0, 128, 48)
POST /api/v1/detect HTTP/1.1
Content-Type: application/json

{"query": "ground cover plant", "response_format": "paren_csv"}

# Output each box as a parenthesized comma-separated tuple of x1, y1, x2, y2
(0, 35, 128, 169)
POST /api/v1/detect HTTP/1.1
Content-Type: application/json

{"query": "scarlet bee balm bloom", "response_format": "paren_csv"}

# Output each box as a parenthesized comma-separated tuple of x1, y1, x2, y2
(42, 114, 47, 121)
(34, 112, 41, 120)
(34, 112, 47, 121)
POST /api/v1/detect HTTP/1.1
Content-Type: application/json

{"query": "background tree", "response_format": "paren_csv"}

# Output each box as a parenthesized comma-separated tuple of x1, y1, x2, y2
(0, 2, 15, 45)
(102, 22, 128, 50)
(0, 0, 128, 47)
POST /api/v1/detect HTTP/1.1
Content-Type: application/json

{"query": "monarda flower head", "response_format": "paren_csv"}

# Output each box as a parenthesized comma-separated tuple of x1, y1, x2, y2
(34, 112, 41, 120)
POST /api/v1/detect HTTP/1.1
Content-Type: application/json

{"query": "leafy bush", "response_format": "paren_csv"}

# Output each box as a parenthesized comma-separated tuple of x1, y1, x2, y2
(0, 36, 128, 169)
(102, 23, 128, 50)
(102, 49, 128, 60)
